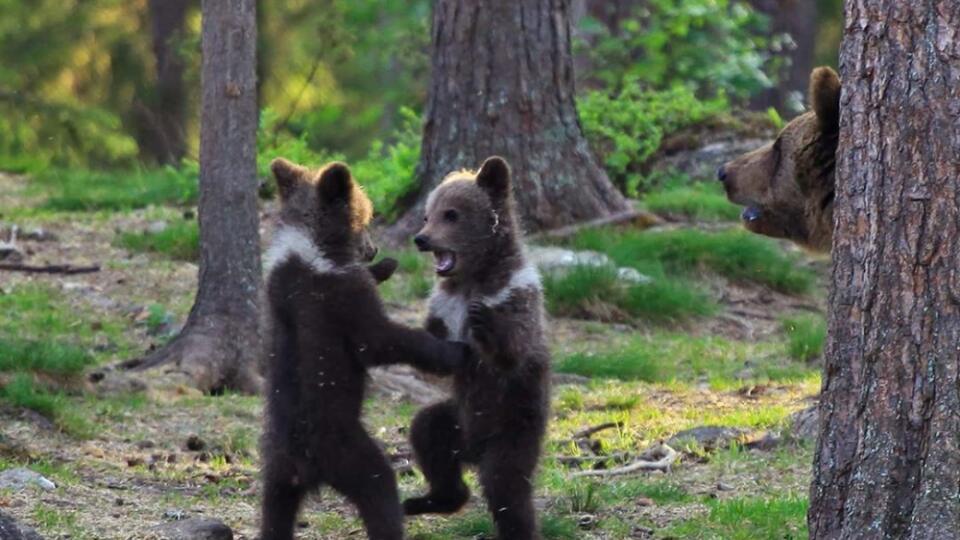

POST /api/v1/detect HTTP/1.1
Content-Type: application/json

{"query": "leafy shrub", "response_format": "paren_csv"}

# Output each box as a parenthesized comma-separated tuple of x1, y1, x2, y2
(578, 86, 727, 195)
(582, 0, 779, 99)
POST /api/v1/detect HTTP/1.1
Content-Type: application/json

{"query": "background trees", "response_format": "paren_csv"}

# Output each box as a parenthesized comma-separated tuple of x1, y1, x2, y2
(809, 1, 960, 537)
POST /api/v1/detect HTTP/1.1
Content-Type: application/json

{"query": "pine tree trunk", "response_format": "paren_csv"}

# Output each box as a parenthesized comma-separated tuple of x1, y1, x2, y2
(127, 0, 262, 394)
(388, 0, 629, 241)
(142, 0, 192, 165)
(809, 2, 960, 538)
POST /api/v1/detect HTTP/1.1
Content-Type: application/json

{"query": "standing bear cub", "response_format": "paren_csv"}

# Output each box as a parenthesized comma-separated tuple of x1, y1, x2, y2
(406, 157, 551, 540)
(718, 66, 841, 252)
(260, 158, 469, 540)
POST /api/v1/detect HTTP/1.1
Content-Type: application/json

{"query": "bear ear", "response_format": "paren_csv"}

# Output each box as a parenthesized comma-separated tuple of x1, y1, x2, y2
(475, 156, 511, 201)
(317, 162, 353, 204)
(270, 157, 306, 199)
(810, 66, 841, 133)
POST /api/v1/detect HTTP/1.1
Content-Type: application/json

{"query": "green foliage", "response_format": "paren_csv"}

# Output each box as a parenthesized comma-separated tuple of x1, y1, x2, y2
(664, 496, 809, 539)
(555, 332, 815, 385)
(782, 314, 827, 362)
(35, 164, 198, 211)
(0, 339, 93, 376)
(583, 0, 778, 99)
(572, 228, 815, 295)
(542, 264, 715, 322)
(377, 249, 433, 304)
(578, 86, 727, 194)
(116, 220, 199, 261)
(642, 179, 742, 221)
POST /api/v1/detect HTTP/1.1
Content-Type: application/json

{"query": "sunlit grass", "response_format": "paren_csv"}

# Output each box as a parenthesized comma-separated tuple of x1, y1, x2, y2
(116, 220, 199, 261)
(782, 314, 826, 362)
(643, 181, 741, 221)
(663, 496, 809, 539)
(35, 165, 198, 211)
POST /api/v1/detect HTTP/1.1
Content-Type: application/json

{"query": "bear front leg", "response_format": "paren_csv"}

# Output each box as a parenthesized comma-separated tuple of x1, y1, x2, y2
(357, 322, 469, 376)
(367, 257, 399, 284)
(467, 301, 516, 370)
(404, 400, 471, 515)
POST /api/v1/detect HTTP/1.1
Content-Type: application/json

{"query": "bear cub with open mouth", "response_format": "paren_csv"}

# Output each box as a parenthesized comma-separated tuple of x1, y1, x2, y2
(406, 156, 551, 540)
(259, 158, 470, 540)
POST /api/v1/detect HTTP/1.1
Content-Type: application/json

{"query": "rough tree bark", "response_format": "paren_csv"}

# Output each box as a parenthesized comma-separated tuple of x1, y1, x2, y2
(388, 0, 629, 241)
(140, 0, 192, 165)
(809, 2, 960, 538)
(748, 0, 818, 113)
(128, 0, 261, 394)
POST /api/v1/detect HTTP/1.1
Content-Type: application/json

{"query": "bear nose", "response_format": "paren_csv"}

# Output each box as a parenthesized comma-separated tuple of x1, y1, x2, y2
(413, 234, 430, 251)
(716, 166, 728, 183)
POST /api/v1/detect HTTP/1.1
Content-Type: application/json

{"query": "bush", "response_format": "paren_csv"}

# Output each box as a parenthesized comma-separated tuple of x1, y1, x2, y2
(582, 0, 779, 99)
(578, 86, 727, 195)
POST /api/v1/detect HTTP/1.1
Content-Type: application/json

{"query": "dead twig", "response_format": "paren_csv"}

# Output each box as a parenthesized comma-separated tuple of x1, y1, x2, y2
(0, 263, 100, 275)
(572, 421, 624, 440)
(570, 441, 679, 478)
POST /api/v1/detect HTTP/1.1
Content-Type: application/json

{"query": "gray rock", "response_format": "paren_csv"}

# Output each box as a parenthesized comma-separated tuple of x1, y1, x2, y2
(528, 246, 653, 285)
(666, 426, 748, 453)
(0, 468, 56, 491)
(649, 137, 772, 182)
(151, 518, 233, 540)
(0, 242, 23, 264)
(0, 509, 44, 540)
(789, 405, 819, 441)
(146, 221, 169, 235)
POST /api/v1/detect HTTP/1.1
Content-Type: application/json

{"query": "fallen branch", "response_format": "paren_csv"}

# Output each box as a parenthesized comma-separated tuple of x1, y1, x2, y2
(553, 451, 632, 467)
(526, 209, 662, 241)
(570, 442, 678, 478)
(572, 421, 624, 440)
(0, 263, 100, 275)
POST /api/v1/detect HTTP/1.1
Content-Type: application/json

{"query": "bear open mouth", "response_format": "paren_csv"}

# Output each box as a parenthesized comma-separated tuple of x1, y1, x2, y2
(434, 250, 457, 276)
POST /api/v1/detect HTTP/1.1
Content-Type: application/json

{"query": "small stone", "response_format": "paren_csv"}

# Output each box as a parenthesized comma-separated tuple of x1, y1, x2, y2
(185, 435, 206, 452)
(0, 509, 44, 540)
(126, 457, 144, 467)
(146, 221, 169, 234)
(136, 440, 157, 450)
(716, 482, 735, 492)
(0, 468, 56, 492)
(636, 497, 656, 507)
(666, 426, 748, 453)
(162, 509, 188, 521)
(115, 498, 125, 506)
(152, 517, 233, 540)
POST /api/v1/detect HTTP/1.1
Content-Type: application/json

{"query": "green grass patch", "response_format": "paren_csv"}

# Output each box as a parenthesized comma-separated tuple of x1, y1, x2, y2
(35, 164, 198, 211)
(543, 264, 714, 322)
(782, 314, 826, 362)
(378, 249, 433, 303)
(556, 333, 815, 385)
(116, 220, 199, 261)
(663, 496, 809, 539)
(0, 374, 92, 437)
(571, 227, 815, 295)
(643, 181, 742, 221)
(420, 511, 576, 540)
(0, 338, 93, 376)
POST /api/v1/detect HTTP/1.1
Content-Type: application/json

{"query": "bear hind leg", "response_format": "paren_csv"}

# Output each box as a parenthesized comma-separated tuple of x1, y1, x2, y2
(403, 400, 470, 515)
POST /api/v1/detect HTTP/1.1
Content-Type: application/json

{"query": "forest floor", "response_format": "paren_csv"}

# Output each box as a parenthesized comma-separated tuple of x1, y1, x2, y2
(0, 170, 827, 539)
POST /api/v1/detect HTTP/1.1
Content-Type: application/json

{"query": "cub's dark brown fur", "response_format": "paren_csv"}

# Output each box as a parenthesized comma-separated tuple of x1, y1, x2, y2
(406, 157, 551, 540)
(259, 158, 468, 540)
(718, 66, 841, 252)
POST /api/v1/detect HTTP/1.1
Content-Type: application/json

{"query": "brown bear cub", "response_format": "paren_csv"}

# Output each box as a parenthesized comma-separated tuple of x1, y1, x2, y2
(259, 158, 470, 540)
(406, 157, 551, 540)
(718, 66, 841, 252)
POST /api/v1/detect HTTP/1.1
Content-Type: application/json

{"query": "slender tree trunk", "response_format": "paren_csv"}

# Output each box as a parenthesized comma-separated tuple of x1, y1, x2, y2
(809, 2, 960, 538)
(749, 0, 817, 113)
(128, 0, 261, 394)
(141, 0, 192, 165)
(388, 0, 629, 241)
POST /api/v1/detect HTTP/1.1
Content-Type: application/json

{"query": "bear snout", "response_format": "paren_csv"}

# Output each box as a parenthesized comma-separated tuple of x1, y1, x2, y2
(414, 234, 432, 251)
(717, 165, 729, 183)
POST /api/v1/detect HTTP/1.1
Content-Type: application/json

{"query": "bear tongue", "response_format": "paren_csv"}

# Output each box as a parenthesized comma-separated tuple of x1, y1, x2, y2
(435, 251, 456, 274)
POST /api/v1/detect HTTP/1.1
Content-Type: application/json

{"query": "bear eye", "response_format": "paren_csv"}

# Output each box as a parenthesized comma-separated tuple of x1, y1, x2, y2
(443, 209, 459, 223)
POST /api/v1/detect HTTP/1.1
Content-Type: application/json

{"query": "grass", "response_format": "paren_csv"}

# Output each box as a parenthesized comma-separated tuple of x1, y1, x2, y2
(0, 338, 93, 376)
(643, 181, 742, 221)
(34, 165, 198, 211)
(116, 220, 199, 261)
(378, 249, 433, 303)
(663, 496, 809, 539)
(571, 227, 816, 295)
(555, 332, 816, 386)
(782, 314, 827, 362)
(543, 263, 715, 322)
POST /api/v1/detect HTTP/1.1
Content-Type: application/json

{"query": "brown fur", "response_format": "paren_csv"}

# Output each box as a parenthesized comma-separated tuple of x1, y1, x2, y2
(718, 67, 841, 252)
(406, 157, 551, 540)
(259, 159, 469, 540)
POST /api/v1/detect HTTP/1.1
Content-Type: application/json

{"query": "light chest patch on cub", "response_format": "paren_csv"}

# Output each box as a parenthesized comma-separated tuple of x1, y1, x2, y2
(263, 226, 337, 275)
(429, 263, 542, 340)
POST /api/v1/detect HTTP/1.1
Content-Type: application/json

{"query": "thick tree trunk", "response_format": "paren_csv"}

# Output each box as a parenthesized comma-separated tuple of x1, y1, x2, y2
(749, 0, 817, 113)
(128, 0, 261, 394)
(388, 0, 629, 241)
(140, 0, 192, 165)
(809, 2, 960, 538)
